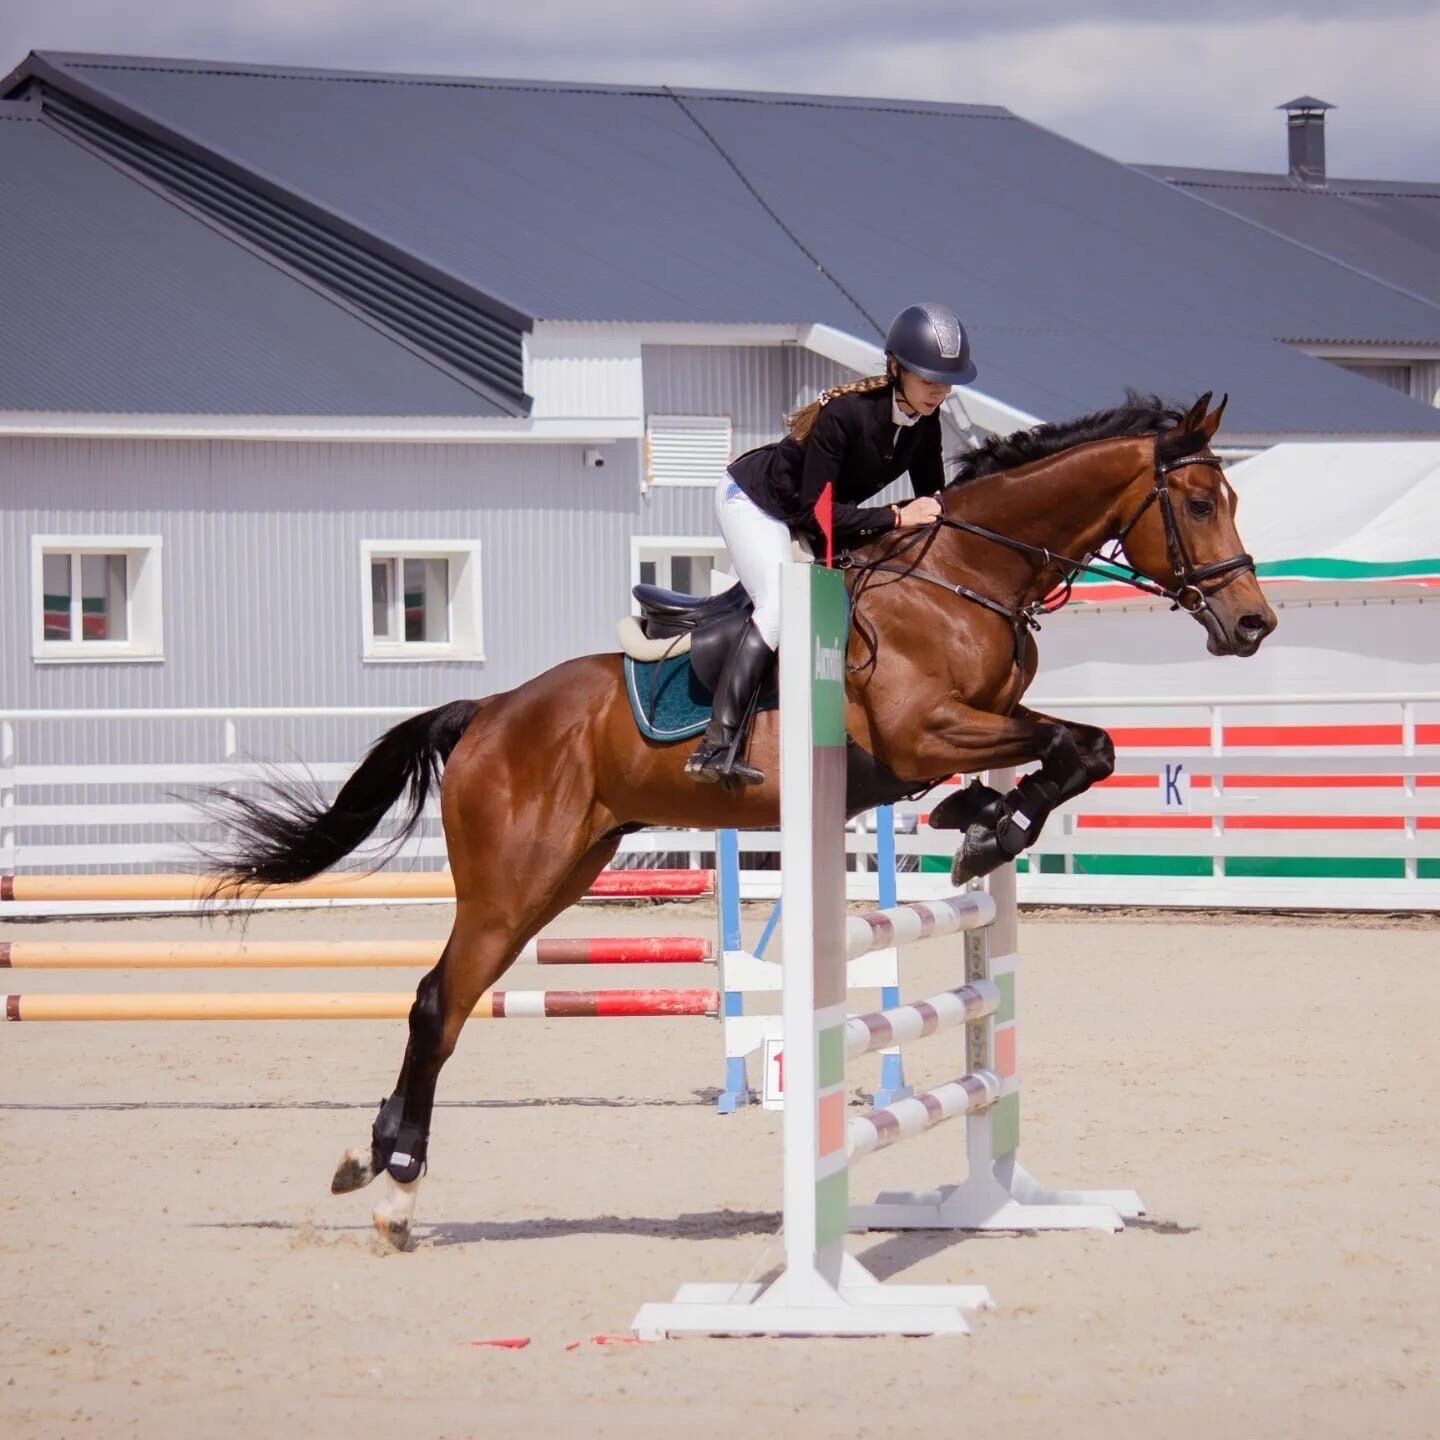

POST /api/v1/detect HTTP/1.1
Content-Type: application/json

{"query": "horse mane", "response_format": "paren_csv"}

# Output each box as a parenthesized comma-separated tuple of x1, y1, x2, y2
(950, 391, 1211, 485)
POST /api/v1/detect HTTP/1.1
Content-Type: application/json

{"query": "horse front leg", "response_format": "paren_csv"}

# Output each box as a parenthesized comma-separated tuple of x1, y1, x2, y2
(952, 711, 1115, 881)
(919, 707, 1105, 884)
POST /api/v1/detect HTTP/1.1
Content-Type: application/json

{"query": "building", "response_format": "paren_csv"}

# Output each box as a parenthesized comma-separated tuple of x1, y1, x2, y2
(2, 53, 1439, 884)
(1138, 96, 1440, 408)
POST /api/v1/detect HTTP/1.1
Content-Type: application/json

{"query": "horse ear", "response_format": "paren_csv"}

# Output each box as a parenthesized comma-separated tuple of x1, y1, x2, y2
(1184, 391, 1213, 433)
(1201, 393, 1229, 440)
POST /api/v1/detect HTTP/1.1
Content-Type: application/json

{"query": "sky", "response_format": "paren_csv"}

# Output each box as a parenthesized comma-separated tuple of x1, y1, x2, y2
(2, 1, 1438, 180)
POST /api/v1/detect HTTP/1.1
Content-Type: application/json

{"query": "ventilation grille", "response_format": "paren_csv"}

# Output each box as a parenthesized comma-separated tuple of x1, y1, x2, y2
(40, 88, 529, 414)
(645, 415, 733, 486)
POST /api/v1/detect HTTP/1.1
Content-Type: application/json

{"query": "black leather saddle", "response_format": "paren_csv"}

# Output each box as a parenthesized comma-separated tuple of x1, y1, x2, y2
(631, 582, 776, 705)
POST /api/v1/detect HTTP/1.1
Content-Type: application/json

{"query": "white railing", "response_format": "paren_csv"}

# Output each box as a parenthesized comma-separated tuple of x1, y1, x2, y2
(977, 690, 1440, 911)
(2, 695, 1438, 912)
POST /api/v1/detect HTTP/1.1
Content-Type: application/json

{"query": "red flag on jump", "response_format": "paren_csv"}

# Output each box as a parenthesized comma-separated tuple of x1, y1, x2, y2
(816, 481, 834, 568)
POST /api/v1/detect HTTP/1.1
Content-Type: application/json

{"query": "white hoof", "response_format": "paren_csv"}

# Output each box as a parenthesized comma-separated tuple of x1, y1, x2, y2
(372, 1173, 421, 1250)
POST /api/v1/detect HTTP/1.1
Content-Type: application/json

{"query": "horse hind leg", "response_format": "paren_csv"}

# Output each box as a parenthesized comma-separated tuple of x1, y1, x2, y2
(334, 832, 624, 1250)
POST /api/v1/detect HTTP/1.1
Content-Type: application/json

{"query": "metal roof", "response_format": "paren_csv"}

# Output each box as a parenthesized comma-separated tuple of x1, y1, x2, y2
(1136, 164, 1440, 311)
(0, 100, 511, 416)
(5, 52, 1440, 435)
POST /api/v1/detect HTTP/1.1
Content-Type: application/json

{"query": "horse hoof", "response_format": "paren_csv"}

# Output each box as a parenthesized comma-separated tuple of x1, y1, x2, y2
(331, 1146, 380, 1195)
(373, 1211, 411, 1251)
(371, 1173, 420, 1251)
(950, 824, 993, 886)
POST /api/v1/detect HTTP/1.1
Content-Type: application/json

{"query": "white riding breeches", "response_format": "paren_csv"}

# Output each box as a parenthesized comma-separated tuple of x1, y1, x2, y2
(715, 474, 791, 649)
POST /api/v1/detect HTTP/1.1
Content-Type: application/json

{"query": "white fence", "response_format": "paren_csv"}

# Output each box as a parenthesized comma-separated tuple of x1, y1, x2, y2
(2, 695, 1438, 913)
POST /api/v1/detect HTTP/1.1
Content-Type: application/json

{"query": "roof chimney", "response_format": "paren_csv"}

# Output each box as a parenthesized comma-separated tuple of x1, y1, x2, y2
(1278, 95, 1335, 186)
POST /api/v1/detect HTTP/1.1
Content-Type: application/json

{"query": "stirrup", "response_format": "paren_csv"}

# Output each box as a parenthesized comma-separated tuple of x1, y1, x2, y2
(686, 740, 765, 788)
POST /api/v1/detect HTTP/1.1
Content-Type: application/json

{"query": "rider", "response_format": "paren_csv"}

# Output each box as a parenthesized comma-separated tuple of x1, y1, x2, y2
(685, 302, 979, 786)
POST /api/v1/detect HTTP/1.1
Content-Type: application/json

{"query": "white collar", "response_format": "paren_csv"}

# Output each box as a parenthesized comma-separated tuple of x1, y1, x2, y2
(892, 392, 921, 428)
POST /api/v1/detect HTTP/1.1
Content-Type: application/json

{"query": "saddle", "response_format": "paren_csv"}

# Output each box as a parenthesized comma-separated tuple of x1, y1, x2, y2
(626, 582, 777, 705)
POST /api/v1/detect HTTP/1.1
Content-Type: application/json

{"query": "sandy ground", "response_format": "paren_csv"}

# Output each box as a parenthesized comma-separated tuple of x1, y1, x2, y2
(2, 898, 1437, 1440)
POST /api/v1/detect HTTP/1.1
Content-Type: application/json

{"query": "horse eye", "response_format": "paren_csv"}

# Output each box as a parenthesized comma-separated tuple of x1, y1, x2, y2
(1187, 498, 1215, 519)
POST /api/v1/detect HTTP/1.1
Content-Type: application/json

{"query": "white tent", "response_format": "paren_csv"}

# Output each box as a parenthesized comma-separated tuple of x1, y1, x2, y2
(1037, 441, 1440, 703)
(1228, 441, 1440, 590)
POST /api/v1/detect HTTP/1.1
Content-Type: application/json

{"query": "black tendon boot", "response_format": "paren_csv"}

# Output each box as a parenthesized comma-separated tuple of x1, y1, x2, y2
(685, 622, 774, 787)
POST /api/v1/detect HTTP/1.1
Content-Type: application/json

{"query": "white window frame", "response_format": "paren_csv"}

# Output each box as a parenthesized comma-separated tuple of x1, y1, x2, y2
(360, 540, 484, 663)
(630, 535, 736, 604)
(644, 414, 733, 488)
(31, 535, 164, 664)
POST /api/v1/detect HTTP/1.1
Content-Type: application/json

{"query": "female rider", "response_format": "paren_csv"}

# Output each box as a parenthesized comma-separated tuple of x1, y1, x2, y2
(686, 301, 979, 785)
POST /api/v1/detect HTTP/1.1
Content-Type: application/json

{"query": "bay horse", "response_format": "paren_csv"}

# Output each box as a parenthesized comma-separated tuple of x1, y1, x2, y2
(208, 392, 1275, 1247)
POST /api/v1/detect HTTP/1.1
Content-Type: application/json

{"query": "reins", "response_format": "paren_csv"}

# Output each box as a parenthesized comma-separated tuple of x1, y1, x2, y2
(840, 438, 1256, 672)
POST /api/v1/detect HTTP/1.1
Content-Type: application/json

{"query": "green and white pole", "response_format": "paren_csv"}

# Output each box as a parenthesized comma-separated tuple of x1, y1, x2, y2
(777, 559, 853, 1283)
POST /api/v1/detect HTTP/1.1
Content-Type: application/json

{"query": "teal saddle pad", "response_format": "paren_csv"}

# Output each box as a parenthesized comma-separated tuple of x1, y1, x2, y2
(623, 653, 778, 743)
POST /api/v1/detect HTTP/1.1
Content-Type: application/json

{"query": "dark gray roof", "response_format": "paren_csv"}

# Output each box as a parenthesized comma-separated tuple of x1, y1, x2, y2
(0, 98, 510, 416)
(1136, 164, 1440, 311)
(5, 51, 1440, 436)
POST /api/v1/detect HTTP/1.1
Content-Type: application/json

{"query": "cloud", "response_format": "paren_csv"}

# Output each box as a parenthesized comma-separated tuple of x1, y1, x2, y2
(3, 0, 1436, 178)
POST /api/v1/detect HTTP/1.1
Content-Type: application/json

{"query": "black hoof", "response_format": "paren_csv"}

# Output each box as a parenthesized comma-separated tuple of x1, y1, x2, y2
(951, 824, 1005, 884)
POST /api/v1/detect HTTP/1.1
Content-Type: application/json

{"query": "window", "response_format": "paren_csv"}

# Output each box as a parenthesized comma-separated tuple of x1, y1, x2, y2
(644, 415, 732, 487)
(31, 536, 163, 662)
(360, 541, 483, 661)
(632, 537, 734, 601)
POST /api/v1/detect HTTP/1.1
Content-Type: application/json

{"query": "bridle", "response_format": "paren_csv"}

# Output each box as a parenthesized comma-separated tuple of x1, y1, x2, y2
(843, 436, 1257, 669)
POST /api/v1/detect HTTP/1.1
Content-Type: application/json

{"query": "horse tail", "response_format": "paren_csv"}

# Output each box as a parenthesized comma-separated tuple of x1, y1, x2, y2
(206, 699, 480, 893)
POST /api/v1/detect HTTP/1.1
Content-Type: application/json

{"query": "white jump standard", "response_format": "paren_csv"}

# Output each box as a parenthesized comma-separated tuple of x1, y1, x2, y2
(634, 563, 1143, 1341)
(851, 863, 1145, 1234)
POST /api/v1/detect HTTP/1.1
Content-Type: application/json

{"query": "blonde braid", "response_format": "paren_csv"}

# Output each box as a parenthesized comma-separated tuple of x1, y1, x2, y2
(786, 371, 891, 444)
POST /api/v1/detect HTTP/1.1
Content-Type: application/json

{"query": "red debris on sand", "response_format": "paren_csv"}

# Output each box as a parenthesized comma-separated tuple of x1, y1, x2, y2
(563, 1334, 654, 1351)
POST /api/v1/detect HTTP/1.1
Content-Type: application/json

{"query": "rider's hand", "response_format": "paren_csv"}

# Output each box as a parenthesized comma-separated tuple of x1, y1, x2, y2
(895, 496, 942, 527)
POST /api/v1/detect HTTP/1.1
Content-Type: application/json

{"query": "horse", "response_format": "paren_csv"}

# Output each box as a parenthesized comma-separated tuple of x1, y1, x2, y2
(207, 391, 1276, 1247)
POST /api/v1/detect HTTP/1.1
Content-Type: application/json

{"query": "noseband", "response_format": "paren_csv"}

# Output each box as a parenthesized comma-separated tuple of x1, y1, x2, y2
(843, 436, 1258, 665)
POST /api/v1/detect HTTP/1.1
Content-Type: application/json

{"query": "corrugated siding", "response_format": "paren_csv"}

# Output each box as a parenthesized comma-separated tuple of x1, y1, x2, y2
(635, 345, 858, 542)
(640, 344, 859, 459)
(1, 436, 645, 717)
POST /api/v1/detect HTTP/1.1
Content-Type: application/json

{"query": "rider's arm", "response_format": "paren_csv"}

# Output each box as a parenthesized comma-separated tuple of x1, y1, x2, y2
(799, 401, 900, 542)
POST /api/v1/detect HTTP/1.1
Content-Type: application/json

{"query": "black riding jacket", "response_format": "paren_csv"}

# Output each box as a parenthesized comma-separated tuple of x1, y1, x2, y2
(726, 384, 945, 549)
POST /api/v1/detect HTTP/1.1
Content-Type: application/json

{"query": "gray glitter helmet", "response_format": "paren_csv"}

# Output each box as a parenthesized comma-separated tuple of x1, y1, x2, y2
(884, 302, 978, 385)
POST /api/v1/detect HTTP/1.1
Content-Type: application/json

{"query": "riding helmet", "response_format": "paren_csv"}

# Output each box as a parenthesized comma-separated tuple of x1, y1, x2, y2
(884, 302, 978, 385)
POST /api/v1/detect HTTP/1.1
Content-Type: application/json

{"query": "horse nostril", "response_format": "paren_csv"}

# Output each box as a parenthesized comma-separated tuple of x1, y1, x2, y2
(1238, 613, 1271, 638)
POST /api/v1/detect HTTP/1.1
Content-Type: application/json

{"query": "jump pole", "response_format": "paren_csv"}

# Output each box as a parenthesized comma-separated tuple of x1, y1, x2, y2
(4, 988, 719, 1022)
(634, 562, 993, 1338)
(0, 868, 713, 904)
(0, 937, 713, 969)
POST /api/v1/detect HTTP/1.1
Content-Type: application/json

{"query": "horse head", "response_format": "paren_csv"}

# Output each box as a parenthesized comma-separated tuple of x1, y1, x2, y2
(1115, 393, 1277, 657)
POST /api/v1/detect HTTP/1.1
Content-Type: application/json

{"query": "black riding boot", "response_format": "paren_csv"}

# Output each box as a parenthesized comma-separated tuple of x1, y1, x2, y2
(685, 622, 774, 787)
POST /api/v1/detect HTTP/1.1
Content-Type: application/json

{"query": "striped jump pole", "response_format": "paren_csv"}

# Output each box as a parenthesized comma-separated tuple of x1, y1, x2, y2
(0, 868, 713, 905)
(4, 988, 719, 1022)
(0, 936, 713, 970)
